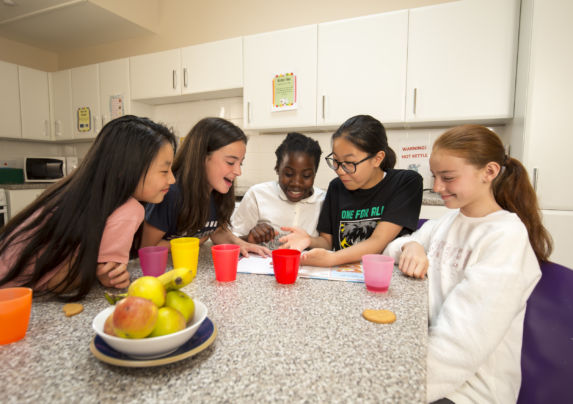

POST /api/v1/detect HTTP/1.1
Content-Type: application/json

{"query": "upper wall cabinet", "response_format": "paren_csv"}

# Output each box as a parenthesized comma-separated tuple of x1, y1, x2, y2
(18, 66, 51, 140)
(130, 37, 243, 104)
(0, 61, 22, 139)
(243, 25, 318, 130)
(130, 49, 181, 101)
(99, 58, 131, 127)
(317, 11, 408, 127)
(180, 37, 242, 97)
(50, 69, 74, 140)
(406, 0, 520, 123)
(71, 64, 101, 139)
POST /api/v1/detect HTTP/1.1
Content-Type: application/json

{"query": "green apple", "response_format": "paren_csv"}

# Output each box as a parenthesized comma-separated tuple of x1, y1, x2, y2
(113, 296, 158, 339)
(165, 290, 195, 323)
(128, 276, 166, 307)
(149, 307, 186, 337)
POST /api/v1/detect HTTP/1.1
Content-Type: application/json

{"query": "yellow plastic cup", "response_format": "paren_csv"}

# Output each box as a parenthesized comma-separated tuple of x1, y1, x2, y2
(170, 237, 200, 278)
(0, 287, 33, 345)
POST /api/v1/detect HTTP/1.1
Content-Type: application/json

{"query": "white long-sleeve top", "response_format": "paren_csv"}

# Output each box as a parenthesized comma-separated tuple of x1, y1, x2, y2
(384, 209, 541, 404)
(231, 181, 326, 238)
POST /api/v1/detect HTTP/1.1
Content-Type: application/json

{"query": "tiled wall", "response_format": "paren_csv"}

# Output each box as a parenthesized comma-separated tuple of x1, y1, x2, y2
(1, 96, 507, 192)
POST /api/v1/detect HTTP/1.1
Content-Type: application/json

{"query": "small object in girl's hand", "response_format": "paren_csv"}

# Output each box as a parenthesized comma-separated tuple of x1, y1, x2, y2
(63, 303, 84, 317)
(362, 309, 396, 324)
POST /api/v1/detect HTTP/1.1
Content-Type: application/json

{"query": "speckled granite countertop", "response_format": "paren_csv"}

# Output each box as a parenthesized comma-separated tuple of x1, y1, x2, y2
(0, 245, 428, 403)
(0, 183, 52, 190)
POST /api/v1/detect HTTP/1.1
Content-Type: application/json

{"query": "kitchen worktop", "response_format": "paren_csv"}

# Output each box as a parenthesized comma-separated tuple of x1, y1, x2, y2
(0, 245, 428, 403)
(0, 183, 52, 190)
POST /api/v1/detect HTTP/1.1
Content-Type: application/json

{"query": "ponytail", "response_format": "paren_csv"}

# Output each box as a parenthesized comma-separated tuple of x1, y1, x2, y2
(494, 157, 552, 262)
(434, 124, 552, 263)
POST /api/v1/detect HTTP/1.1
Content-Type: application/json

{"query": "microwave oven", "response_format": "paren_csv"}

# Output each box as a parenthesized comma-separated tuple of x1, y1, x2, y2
(24, 157, 66, 183)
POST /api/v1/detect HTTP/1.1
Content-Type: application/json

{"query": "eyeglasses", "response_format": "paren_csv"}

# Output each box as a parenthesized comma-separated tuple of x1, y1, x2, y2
(325, 153, 374, 174)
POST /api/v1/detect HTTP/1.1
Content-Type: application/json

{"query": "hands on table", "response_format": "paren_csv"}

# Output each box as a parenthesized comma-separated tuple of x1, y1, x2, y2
(397, 241, 428, 279)
(97, 262, 130, 289)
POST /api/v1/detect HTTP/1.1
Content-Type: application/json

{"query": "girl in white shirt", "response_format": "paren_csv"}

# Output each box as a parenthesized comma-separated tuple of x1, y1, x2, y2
(384, 124, 552, 404)
(231, 132, 325, 249)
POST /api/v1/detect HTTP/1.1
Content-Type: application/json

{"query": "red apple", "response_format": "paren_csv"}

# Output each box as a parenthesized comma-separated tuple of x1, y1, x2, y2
(112, 296, 158, 339)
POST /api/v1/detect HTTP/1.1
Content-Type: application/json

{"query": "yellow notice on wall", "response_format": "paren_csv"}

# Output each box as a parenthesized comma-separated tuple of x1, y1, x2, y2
(272, 73, 297, 111)
(77, 107, 91, 132)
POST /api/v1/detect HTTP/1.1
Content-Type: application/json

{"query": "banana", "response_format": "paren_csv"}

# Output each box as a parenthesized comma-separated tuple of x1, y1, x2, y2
(157, 266, 196, 291)
(104, 267, 195, 305)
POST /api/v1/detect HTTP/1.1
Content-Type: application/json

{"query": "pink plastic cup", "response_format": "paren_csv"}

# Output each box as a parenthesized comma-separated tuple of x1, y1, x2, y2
(362, 254, 394, 293)
(211, 244, 241, 282)
(0, 287, 33, 345)
(272, 249, 301, 284)
(138, 246, 168, 277)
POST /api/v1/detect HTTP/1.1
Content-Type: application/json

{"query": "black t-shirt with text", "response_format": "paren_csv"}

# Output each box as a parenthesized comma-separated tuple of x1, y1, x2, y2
(317, 169, 423, 251)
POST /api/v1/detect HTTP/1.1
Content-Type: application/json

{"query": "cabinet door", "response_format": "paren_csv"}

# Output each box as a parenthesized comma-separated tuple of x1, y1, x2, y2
(0, 61, 22, 139)
(6, 189, 45, 220)
(244, 25, 317, 130)
(50, 69, 74, 140)
(19, 66, 51, 140)
(406, 0, 520, 123)
(71, 64, 101, 139)
(99, 58, 131, 126)
(317, 11, 408, 126)
(181, 37, 242, 95)
(130, 49, 181, 100)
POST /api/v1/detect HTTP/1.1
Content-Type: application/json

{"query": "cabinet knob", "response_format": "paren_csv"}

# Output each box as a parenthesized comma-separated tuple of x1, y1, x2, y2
(183, 67, 188, 88)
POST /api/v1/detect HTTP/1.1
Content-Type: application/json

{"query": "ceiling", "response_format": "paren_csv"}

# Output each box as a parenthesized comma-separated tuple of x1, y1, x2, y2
(0, 0, 157, 52)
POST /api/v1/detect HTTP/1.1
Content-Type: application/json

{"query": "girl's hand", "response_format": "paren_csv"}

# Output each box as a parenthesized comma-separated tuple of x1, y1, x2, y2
(247, 223, 277, 244)
(278, 226, 311, 251)
(239, 242, 272, 258)
(300, 248, 335, 267)
(398, 241, 428, 279)
(97, 262, 130, 289)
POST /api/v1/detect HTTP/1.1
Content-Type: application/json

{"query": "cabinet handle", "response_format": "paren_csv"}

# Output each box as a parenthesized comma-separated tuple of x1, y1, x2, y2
(322, 95, 326, 120)
(173, 70, 177, 90)
(44, 120, 49, 137)
(532, 167, 539, 192)
(183, 68, 188, 88)
(55, 120, 61, 137)
(93, 116, 97, 133)
(101, 116, 105, 128)
(247, 102, 251, 124)
(413, 88, 418, 115)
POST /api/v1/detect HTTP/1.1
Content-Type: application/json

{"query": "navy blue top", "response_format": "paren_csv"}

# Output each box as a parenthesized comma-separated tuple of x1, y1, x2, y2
(145, 183, 219, 240)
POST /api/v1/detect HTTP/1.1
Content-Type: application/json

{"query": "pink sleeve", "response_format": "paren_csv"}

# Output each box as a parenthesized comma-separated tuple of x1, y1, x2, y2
(98, 198, 144, 264)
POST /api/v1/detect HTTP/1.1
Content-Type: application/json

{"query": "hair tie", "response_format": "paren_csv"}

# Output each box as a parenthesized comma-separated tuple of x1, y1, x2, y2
(503, 154, 509, 166)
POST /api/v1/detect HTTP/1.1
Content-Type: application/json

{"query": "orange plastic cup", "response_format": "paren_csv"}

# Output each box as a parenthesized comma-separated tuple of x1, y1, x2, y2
(0, 287, 33, 345)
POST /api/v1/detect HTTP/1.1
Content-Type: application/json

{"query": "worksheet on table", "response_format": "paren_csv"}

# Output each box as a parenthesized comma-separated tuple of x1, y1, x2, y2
(237, 255, 364, 283)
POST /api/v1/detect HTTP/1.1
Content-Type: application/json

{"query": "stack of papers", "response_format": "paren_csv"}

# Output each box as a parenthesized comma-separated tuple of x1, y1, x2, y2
(237, 255, 364, 283)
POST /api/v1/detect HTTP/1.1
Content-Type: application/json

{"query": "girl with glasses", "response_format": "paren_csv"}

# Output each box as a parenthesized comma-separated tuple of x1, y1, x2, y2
(281, 115, 423, 267)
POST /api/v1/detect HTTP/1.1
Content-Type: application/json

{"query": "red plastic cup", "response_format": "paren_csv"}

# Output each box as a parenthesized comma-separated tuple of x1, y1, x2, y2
(0, 287, 33, 345)
(138, 246, 168, 277)
(362, 254, 394, 293)
(211, 244, 241, 282)
(272, 249, 301, 284)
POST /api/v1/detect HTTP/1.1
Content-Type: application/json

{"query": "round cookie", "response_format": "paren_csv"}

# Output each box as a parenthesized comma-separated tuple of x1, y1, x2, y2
(63, 303, 84, 317)
(362, 309, 396, 324)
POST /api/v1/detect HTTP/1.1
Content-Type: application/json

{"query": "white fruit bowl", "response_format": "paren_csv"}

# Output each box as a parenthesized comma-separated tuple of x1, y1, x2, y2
(92, 299, 207, 359)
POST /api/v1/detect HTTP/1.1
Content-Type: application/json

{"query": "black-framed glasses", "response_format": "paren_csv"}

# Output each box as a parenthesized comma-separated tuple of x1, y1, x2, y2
(324, 153, 374, 174)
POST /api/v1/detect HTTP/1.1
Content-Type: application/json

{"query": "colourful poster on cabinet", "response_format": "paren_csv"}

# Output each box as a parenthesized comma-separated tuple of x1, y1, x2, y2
(272, 73, 297, 111)
(77, 107, 91, 132)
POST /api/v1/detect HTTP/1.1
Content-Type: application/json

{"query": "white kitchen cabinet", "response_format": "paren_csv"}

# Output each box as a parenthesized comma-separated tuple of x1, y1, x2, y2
(50, 69, 74, 140)
(6, 188, 44, 220)
(18, 66, 51, 140)
(130, 49, 182, 101)
(243, 25, 318, 130)
(99, 58, 131, 126)
(180, 37, 242, 96)
(0, 61, 22, 139)
(71, 64, 101, 139)
(317, 11, 408, 126)
(406, 0, 520, 123)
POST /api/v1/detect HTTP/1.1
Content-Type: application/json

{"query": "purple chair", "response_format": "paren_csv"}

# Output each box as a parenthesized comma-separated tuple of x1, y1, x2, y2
(517, 260, 573, 404)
